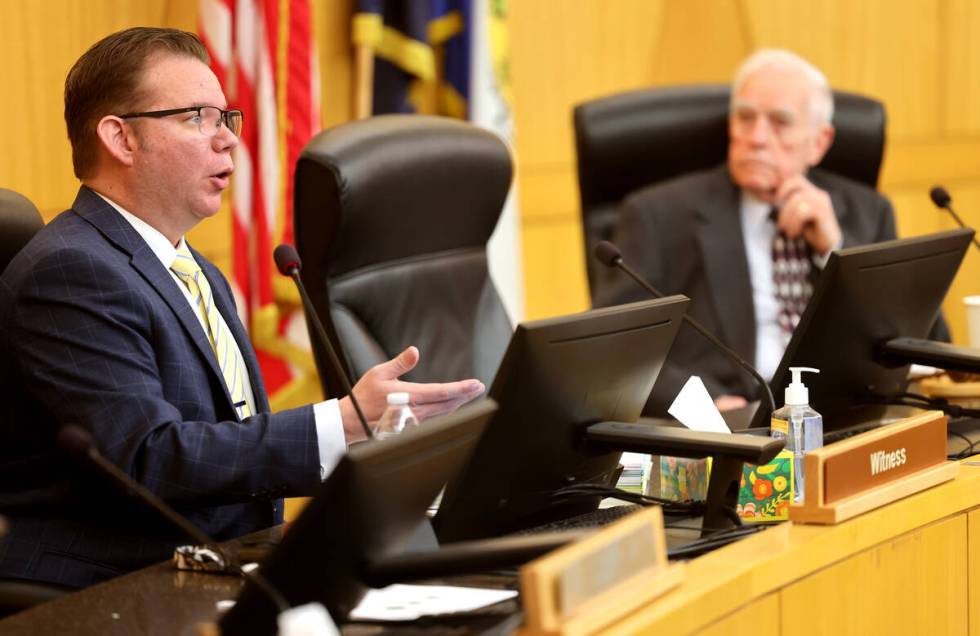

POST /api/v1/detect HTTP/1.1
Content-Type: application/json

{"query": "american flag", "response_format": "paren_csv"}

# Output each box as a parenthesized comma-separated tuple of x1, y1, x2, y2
(199, 0, 322, 407)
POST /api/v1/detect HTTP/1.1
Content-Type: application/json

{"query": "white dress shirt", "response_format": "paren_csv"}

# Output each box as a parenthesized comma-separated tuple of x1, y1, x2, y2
(96, 192, 345, 479)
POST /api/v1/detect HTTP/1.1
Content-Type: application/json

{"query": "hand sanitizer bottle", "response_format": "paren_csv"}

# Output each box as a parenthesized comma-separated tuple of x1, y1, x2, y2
(770, 367, 823, 503)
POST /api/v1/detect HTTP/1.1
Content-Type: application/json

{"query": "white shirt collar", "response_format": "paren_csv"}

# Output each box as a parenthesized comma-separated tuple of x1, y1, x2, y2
(93, 192, 186, 268)
(740, 190, 772, 228)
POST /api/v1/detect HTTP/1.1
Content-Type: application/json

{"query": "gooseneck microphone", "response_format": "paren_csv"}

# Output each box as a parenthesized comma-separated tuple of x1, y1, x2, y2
(930, 185, 980, 253)
(58, 425, 215, 548)
(595, 241, 777, 418)
(57, 425, 289, 612)
(273, 244, 373, 440)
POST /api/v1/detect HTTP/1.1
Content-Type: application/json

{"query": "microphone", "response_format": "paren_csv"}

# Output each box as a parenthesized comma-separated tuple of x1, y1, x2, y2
(595, 240, 776, 418)
(930, 185, 980, 253)
(273, 244, 373, 440)
(57, 425, 288, 612)
(929, 186, 951, 209)
(58, 425, 216, 549)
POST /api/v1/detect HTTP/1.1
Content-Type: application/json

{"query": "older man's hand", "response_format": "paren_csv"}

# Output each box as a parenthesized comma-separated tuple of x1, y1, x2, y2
(774, 175, 841, 256)
(339, 346, 486, 442)
(714, 394, 749, 412)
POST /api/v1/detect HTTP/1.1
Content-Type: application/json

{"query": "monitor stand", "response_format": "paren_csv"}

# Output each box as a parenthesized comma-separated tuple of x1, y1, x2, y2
(403, 519, 440, 553)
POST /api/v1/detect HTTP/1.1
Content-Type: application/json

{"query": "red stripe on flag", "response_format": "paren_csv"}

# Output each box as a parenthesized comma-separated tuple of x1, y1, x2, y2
(282, 0, 316, 244)
(201, 0, 321, 400)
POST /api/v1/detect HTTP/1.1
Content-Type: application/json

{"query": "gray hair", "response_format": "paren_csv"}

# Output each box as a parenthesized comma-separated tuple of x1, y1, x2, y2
(731, 49, 834, 126)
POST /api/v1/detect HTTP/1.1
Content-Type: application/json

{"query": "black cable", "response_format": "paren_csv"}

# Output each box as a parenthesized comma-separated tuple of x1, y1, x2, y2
(861, 392, 980, 419)
(552, 482, 691, 507)
(721, 506, 744, 528)
(667, 524, 769, 559)
(234, 567, 290, 613)
(202, 546, 289, 613)
(552, 484, 750, 536)
(947, 430, 976, 460)
(550, 483, 704, 516)
(553, 484, 762, 555)
(855, 393, 979, 460)
(663, 521, 705, 531)
(561, 482, 742, 526)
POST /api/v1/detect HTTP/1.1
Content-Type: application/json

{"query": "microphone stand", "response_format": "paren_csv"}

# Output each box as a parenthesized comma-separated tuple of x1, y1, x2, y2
(596, 242, 777, 420)
(274, 244, 373, 440)
(57, 425, 289, 613)
(930, 185, 980, 253)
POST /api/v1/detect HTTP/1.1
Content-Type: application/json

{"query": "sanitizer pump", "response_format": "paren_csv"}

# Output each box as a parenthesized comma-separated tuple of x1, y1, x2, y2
(770, 367, 823, 503)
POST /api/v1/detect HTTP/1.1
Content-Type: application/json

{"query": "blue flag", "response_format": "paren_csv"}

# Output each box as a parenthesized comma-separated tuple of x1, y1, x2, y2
(353, 0, 471, 116)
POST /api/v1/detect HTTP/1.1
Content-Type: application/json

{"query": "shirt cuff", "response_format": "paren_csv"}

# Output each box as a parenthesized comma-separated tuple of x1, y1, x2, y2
(812, 238, 843, 270)
(313, 398, 346, 480)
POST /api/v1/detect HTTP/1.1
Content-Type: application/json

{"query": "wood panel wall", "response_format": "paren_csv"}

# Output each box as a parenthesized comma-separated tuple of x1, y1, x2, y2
(3, 0, 980, 341)
(509, 0, 980, 347)
(0, 0, 353, 275)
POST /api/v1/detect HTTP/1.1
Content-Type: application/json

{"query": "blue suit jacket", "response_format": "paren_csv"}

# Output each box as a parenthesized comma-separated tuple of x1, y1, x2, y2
(0, 187, 322, 588)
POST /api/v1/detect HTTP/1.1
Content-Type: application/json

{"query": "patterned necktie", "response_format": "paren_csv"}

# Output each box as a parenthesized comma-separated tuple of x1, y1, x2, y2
(171, 245, 253, 419)
(770, 208, 813, 335)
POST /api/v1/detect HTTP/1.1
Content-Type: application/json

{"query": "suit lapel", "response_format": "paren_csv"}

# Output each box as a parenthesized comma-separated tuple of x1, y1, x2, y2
(693, 170, 757, 368)
(71, 187, 238, 415)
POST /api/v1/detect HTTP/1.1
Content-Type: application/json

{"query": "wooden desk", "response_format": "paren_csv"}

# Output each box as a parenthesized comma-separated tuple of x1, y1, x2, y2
(0, 525, 518, 635)
(0, 530, 275, 636)
(4, 460, 980, 635)
(600, 458, 980, 635)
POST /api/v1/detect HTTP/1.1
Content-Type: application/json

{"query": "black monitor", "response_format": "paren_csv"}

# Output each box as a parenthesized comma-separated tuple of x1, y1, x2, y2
(220, 399, 496, 632)
(434, 296, 689, 542)
(751, 228, 973, 431)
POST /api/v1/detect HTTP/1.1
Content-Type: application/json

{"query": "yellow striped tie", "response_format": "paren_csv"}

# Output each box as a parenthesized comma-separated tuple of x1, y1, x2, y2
(171, 245, 253, 419)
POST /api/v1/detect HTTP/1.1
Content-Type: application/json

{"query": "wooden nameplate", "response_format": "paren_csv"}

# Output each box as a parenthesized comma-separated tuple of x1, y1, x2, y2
(517, 507, 683, 636)
(790, 410, 958, 524)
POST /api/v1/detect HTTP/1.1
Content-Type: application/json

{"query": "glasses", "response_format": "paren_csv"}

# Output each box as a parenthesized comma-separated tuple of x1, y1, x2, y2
(118, 106, 243, 137)
(730, 104, 803, 142)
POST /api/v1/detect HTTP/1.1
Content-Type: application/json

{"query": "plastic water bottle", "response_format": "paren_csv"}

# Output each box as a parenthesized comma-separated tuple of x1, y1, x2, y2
(770, 367, 824, 503)
(373, 392, 418, 439)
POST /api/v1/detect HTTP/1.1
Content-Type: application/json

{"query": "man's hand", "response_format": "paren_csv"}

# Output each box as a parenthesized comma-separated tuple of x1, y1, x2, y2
(714, 394, 749, 412)
(774, 175, 841, 255)
(339, 346, 486, 442)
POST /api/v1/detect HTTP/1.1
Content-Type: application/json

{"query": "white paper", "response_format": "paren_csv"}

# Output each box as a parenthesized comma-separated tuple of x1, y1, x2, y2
(668, 376, 731, 434)
(277, 602, 340, 636)
(908, 363, 941, 379)
(349, 584, 517, 622)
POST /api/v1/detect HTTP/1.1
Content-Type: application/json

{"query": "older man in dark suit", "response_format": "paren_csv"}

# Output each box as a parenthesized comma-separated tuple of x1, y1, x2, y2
(596, 50, 917, 415)
(0, 27, 484, 588)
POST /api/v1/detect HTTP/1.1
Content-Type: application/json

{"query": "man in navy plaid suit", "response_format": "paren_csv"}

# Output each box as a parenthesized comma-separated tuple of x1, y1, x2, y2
(0, 27, 484, 589)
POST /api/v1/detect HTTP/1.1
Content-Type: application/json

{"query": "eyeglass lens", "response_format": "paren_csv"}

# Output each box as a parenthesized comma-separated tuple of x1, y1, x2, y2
(199, 107, 243, 137)
(732, 106, 796, 141)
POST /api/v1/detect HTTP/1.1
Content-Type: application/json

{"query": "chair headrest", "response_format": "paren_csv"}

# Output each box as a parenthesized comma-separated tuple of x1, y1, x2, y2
(0, 188, 43, 275)
(573, 84, 886, 213)
(295, 115, 513, 279)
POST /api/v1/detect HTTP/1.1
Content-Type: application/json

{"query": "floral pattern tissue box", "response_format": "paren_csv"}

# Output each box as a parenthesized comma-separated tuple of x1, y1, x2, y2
(736, 449, 795, 522)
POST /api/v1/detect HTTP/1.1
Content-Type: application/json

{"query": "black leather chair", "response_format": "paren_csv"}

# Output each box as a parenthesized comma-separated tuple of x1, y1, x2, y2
(294, 115, 513, 399)
(573, 84, 886, 297)
(0, 190, 68, 617)
(0, 188, 44, 275)
(294, 119, 784, 533)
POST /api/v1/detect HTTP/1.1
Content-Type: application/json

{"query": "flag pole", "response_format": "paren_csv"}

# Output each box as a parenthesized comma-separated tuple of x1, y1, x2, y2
(353, 43, 374, 119)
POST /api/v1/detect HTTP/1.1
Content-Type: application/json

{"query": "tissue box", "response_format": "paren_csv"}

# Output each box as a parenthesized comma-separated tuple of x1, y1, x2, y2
(736, 450, 794, 522)
(650, 456, 711, 501)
